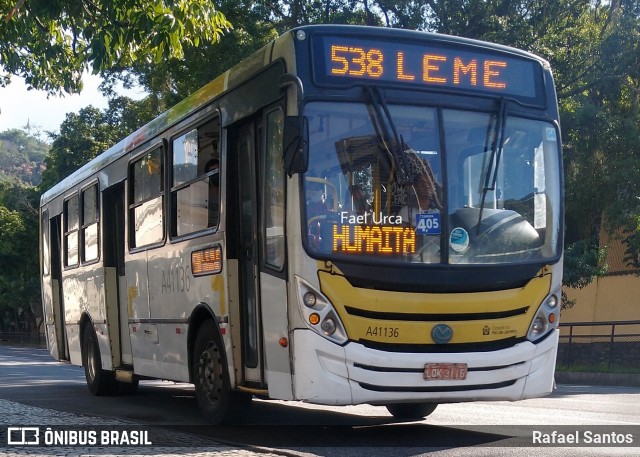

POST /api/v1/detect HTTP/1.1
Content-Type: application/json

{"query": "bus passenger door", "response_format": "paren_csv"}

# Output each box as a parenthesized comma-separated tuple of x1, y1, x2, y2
(231, 122, 264, 384)
(102, 183, 133, 366)
(43, 214, 69, 361)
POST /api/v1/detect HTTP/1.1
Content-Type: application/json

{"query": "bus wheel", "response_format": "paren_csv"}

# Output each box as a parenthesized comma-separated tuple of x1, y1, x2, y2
(386, 403, 438, 420)
(193, 320, 231, 424)
(82, 323, 116, 396)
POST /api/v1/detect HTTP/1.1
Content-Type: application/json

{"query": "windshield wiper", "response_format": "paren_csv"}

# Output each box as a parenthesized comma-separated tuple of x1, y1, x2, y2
(477, 98, 508, 233)
(365, 86, 413, 185)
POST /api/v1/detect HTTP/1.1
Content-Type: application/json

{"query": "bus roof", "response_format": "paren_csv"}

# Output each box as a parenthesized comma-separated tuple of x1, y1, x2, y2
(296, 24, 549, 64)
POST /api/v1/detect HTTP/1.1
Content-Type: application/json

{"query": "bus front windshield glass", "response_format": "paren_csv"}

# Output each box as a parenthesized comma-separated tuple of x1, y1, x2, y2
(302, 101, 561, 265)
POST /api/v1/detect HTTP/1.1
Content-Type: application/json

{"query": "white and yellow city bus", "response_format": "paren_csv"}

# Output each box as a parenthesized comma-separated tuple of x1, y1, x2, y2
(40, 25, 563, 423)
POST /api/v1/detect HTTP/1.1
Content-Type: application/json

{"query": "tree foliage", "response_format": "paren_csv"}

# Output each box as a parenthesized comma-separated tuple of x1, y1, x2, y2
(0, 128, 48, 185)
(0, 183, 40, 333)
(0, 0, 231, 94)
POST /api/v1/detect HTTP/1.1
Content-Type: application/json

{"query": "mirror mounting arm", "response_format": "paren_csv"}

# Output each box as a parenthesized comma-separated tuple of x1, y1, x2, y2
(280, 73, 309, 176)
(279, 73, 304, 116)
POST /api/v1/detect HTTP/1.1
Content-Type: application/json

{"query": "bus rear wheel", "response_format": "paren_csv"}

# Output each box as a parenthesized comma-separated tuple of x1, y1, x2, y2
(82, 322, 117, 396)
(193, 320, 232, 424)
(386, 403, 438, 420)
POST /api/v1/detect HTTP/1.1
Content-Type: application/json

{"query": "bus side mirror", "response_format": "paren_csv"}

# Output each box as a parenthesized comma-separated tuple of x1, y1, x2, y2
(283, 116, 309, 175)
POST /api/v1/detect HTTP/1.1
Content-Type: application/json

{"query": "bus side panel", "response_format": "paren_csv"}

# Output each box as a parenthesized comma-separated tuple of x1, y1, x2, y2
(104, 267, 123, 368)
(63, 321, 81, 366)
(226, 258, 242, 387)
(145, 246, 192, 382)
(42, 274, 60, 360)
(61, 273, 83, 366)
(260, 272, 293, 400)
(64, 266, 115, 369)
(126, 250, 157, 375)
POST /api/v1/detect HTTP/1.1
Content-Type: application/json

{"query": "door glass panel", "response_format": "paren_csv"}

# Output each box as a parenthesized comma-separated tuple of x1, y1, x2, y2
(264, 109, 286, 270)
(237, 129, 258, 368)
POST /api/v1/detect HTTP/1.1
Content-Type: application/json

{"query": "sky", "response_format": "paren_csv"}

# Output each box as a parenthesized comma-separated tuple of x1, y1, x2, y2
(0, 73, 145, 135)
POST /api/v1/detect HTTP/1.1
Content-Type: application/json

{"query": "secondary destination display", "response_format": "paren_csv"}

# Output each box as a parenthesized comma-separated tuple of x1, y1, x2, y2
(330, 211, 417, 255)
(313, 35, 542, 99)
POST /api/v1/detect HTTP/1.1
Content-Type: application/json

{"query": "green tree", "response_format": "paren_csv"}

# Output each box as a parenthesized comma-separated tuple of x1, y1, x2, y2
(556, 1, 640, 279)
(0, 184, 40, 334)
(0, 128, 49, 185)
(103, 0, 276, 109)
(102, 0, 383, 104)
(0, 0, 231, 95)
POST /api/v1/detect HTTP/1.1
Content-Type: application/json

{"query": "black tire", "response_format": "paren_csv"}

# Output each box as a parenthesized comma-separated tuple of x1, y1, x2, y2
(386, 403, 438, 420)
(193, 320, 232, 424)
(82, 322, 117, 396)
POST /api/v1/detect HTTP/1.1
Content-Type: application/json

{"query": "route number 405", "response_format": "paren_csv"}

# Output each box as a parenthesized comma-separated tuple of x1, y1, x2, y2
(330, 45, 384, 78)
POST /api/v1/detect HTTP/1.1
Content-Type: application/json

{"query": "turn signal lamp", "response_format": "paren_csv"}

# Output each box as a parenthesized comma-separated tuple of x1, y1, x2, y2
(191, 246, 222, 276)
(309, 313, 321, 325)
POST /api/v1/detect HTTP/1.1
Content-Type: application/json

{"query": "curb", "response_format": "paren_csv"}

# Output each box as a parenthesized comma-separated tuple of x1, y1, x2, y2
(556, 371, 640, 388)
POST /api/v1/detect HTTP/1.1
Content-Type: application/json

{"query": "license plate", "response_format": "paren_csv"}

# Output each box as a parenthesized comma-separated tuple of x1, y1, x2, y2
(424, 363, 468, 381)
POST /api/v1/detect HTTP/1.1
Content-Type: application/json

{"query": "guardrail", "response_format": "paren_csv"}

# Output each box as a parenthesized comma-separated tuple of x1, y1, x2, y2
(558, 320, 640, 372)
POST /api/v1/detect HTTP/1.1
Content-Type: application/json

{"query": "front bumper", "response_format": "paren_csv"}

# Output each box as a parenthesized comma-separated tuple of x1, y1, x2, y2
(292, 328, 558, 405)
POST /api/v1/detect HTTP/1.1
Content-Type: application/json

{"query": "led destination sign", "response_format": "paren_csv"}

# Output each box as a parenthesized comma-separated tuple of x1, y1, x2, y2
(314, 35, 542, 99)
(333, 224, 416, 255)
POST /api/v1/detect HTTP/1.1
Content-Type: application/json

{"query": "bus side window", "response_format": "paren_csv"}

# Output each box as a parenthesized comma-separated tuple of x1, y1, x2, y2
(81, 184, 99, 262)
(63, 194, 79, 267)
(129, 147, 164, 248)
(171, 116, 220, 236)
(200, 117, 221, 228)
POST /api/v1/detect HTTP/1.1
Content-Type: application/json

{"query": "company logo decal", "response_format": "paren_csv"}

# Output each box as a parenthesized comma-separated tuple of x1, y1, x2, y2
(431, 324, 453, 344)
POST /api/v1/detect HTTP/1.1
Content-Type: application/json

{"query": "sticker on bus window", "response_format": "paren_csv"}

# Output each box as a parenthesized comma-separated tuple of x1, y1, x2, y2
(449, 227, 469, 252)
(415, 213, 441, 235)
(545, 127, 557, 142)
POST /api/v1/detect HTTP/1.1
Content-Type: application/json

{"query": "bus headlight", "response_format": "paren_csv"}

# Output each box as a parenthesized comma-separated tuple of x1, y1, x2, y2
(531, 317, 547, 336)
(295, 276, 348, 345)
(321, 317, 337, 336)
(527, 290, 560, 342)
(303, 292, 317, 307)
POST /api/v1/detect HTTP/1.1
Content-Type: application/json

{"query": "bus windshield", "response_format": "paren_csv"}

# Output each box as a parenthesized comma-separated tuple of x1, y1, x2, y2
(302, 101, 561, 265)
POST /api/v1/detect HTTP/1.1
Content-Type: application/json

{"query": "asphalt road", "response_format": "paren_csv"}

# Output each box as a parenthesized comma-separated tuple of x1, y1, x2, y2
(1, 343, 638, 456)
